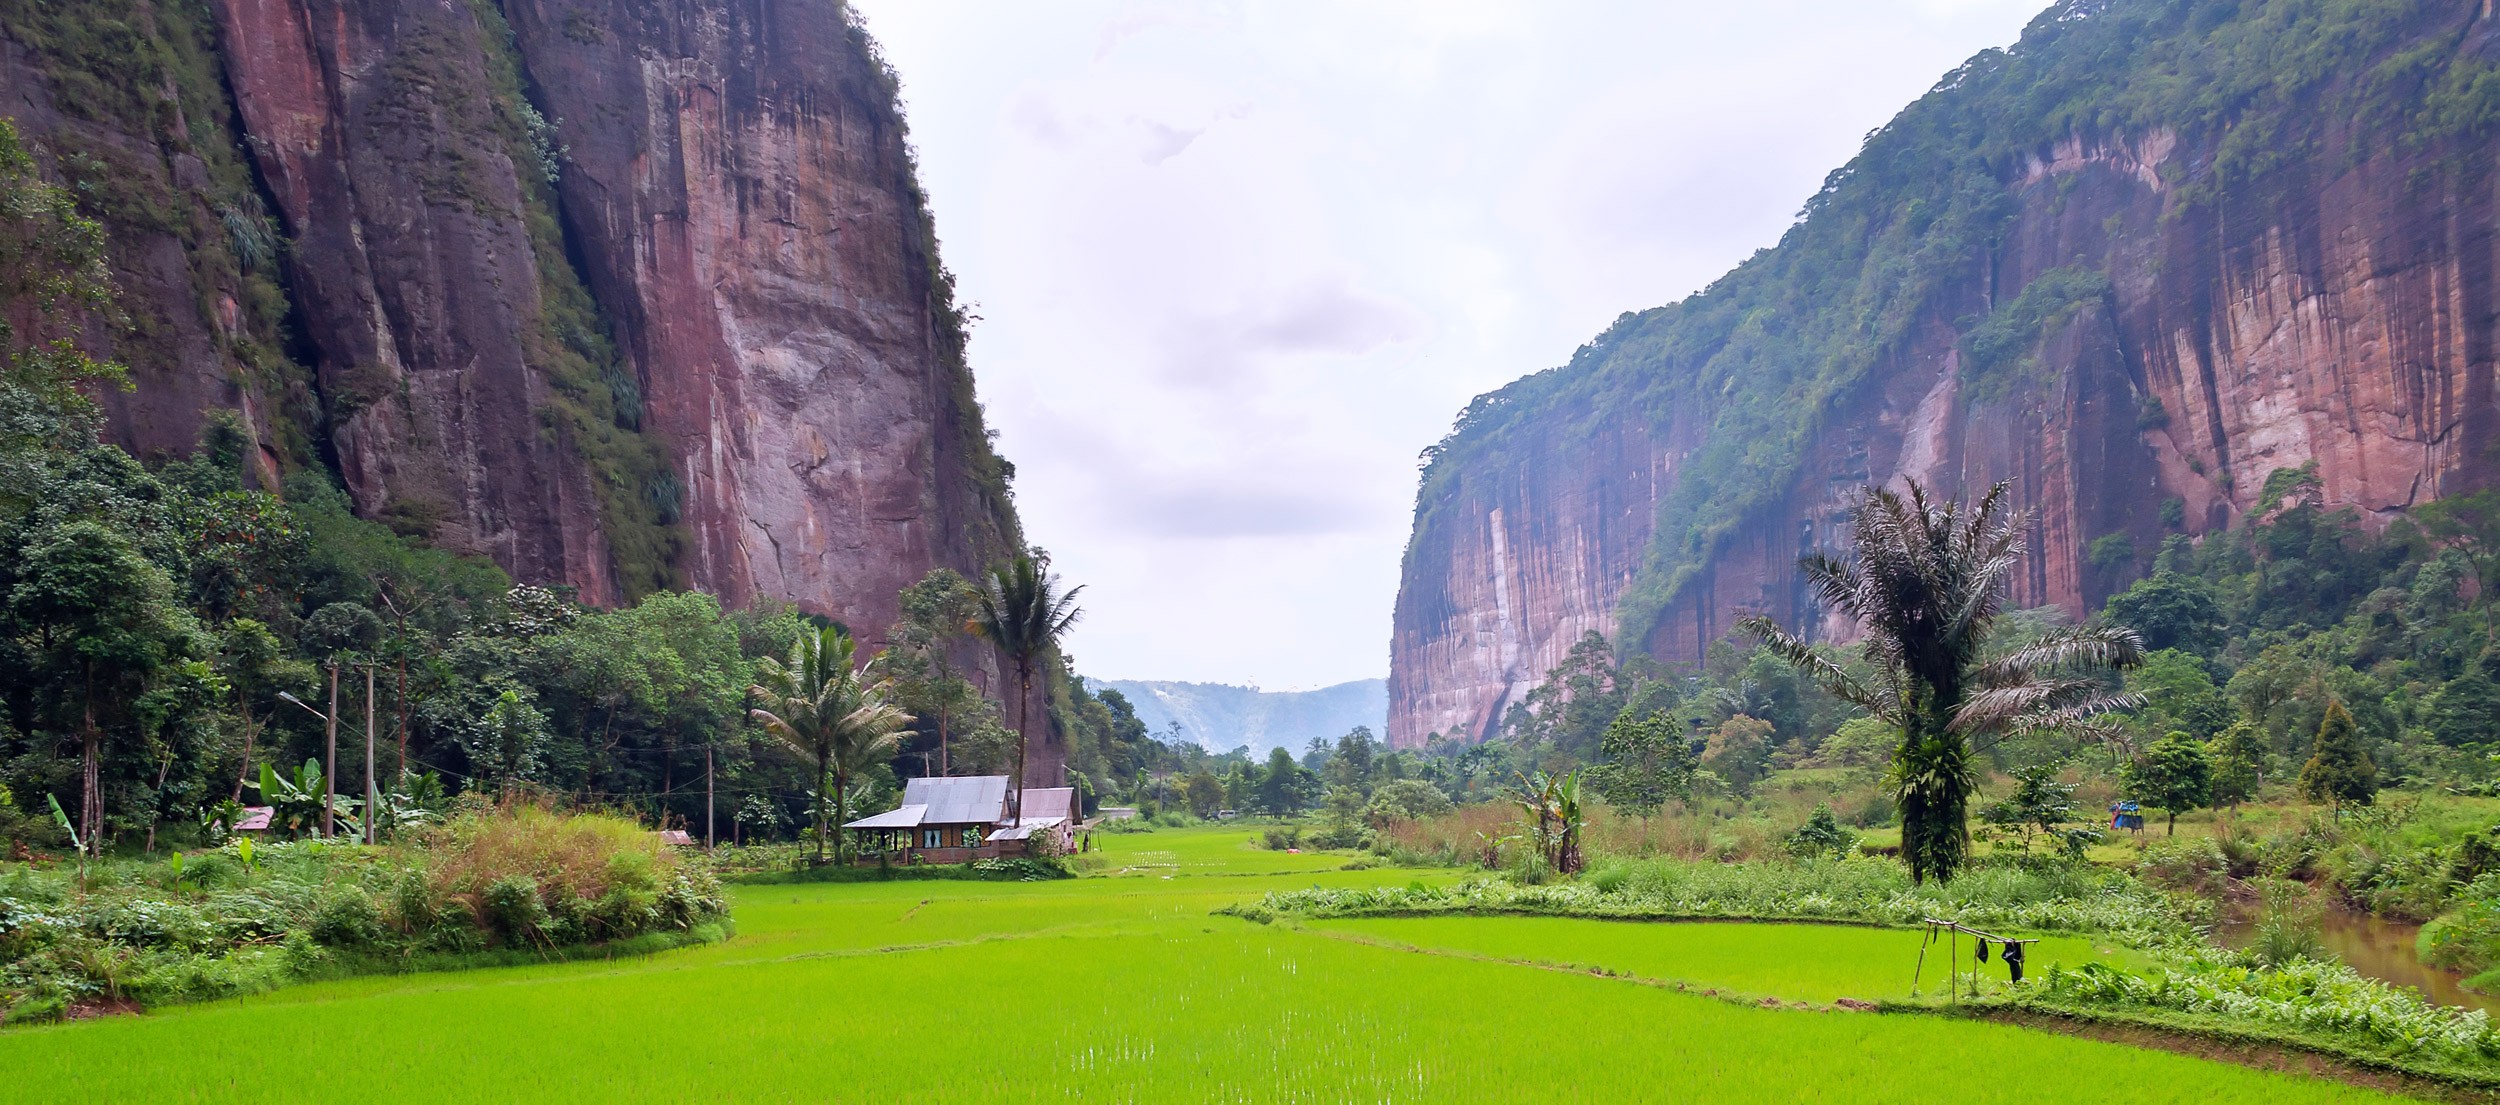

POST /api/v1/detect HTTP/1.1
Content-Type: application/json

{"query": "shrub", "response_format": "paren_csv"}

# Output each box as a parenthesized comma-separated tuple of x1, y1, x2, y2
(311, 888, 385, 949)
(1, 807, 728, 1021)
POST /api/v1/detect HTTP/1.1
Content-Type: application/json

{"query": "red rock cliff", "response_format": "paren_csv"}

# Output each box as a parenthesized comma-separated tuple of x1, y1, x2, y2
(0, 0, 1021, 643)
(1389, 0, 2500, 748)
(498, 0, 1018, 640)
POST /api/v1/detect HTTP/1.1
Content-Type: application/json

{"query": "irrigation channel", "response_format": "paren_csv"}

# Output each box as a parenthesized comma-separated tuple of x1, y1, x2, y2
(2217, 909, 2500, 1015)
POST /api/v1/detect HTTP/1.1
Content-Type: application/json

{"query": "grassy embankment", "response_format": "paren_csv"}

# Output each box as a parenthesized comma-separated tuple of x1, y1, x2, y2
(0, 825, 2410, 1103)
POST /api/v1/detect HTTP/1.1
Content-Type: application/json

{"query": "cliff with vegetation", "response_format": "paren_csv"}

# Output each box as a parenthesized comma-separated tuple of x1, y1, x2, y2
(1391, 0, 2500, 747)
(0, 0, 1020, 633)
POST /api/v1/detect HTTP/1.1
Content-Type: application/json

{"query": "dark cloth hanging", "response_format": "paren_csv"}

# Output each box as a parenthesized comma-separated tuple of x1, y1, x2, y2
(1974, 940, 1989, 963)
(2002, 941, 2026, 982)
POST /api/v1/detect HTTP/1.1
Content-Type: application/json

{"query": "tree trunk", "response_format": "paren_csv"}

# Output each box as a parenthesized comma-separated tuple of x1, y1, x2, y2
(79, 667, 100, 857)
(80, 703, 101, 859)
(814, 748, 831, 865)
(2167, 810, 2177, 836)
(1010, 659, 1031, 825)
(938, 701, 950, 776)
(833, 765, 849, 865)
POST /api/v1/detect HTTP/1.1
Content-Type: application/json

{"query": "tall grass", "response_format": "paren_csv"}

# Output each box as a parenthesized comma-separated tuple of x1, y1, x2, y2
(2, 806, 725, 1024)
(1235, 855, 2199, 942)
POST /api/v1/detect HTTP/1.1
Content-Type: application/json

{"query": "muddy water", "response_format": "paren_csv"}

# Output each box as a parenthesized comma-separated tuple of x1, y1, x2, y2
(2217, 909, 2500, 1015)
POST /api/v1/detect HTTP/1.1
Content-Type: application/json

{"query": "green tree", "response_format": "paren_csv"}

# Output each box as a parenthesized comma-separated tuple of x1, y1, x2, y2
(2124, 731, 2213, 835)
(464, 688, 551, 794)
(2298, 700, 2378, 810)
(1745, 481, 2145, 883)
(2126, 649, 2232, 738)
(1183, 770, 1225, 818)
(2103, 571, 2225, 655)
(1980, 765, 2087, 857)
(884, 568, 986, 775)
(1363, 778, 1453, 826)
(1256, 747, 1317, 816)
(2209, 721, 2266, 807)
(1702, 715, 1774, 793)
(748, 626, 914, 863)
(2417, 489, 2500, 625)
(1586, 710, 1696, 819)
(1326, 726, 1380, 794)
(9, 521, 200, 854)
(2430, 670, 2500, 747)
(973, 555, 1083, 823)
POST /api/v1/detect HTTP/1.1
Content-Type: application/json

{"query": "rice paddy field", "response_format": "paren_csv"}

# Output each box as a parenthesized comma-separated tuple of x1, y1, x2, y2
(0, 827, 2412, 1103)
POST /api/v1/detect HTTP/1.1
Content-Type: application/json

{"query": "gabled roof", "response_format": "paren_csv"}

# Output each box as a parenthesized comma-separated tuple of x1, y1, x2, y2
(1016, 788, 1075, 823)
(990, 817, 1067, 841)
(900, 775, 1009, 825)
(842, 804, 928, 830)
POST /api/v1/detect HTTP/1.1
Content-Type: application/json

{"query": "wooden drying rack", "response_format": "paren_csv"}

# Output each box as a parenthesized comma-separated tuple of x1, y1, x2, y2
(1912, 917, 2040, 1000)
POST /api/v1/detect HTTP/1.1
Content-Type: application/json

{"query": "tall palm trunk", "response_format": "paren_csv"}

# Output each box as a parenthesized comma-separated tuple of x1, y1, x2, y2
(1010, 659, 1032, 824)
(814, 748, 831, 865)
(832, 762, 849, 864)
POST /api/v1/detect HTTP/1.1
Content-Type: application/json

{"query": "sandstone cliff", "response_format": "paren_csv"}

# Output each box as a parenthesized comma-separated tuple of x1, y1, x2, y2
(0, 0, 1021, 645)
(1391, 0, 2500, 747)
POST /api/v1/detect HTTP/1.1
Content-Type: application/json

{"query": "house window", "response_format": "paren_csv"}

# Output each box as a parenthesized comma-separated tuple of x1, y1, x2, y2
(963, 825, 983, 848)
(922, 828, 942, 849)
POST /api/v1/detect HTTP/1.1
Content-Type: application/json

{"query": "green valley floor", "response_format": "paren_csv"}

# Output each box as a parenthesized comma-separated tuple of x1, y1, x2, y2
(0, 828, 2408, 1103)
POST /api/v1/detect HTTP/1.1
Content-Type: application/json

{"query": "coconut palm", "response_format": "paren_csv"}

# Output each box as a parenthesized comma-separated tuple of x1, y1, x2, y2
(1741, 481, 2145, 883)
(973, 554, 1084, 824)
(749, 625, 914, 864)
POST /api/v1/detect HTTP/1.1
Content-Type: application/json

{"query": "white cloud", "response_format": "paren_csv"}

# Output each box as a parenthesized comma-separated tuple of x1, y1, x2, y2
(851, 0, 2045, 690)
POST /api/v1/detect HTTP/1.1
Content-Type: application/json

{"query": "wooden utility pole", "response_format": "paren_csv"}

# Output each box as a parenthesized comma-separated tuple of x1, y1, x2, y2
(323, 661, 338, 839)
(364, 663, 378, 844)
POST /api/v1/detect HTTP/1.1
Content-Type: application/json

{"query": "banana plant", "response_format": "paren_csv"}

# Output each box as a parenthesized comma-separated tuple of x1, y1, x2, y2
(44, 793, 86, 887)
(371, 771, 447, 837)
(252, 759, 362, 840)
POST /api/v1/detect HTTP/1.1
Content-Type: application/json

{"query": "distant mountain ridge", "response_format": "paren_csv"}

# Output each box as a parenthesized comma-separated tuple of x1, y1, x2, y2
(1096, 679, 1388, 756)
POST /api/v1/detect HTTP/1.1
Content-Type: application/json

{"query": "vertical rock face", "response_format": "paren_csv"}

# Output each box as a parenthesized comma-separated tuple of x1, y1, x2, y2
(500, 0, 1015, 640)
(1388, 1, 2500, 748)
(0, 0, 1021, 647)
(210, 0, 622, 601)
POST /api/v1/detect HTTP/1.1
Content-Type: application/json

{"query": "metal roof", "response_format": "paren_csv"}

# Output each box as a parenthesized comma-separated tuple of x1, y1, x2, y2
(842, 803, 928, 830)
(900, 775, 1009, 824)
(991, 816, 1067, 841)
(1017, 788, 1075, 823)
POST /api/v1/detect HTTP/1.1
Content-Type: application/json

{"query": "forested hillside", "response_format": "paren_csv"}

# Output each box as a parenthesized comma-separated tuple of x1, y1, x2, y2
(1392, 0, 2500, 747)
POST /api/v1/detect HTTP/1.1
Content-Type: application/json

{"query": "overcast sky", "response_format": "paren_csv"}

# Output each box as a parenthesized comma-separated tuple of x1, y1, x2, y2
(848, 0, 2046, 690)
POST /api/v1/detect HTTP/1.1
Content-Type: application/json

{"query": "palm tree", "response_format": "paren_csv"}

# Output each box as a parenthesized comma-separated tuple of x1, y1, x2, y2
(973, 554, 1084, 824)
(749, 625, 914, 865)
(1742, 481, 2145, 884)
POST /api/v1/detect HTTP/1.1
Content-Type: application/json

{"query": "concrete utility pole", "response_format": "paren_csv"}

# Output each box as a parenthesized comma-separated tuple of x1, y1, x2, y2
(323, 662, 339, 839)
(365, 664, 378, 844)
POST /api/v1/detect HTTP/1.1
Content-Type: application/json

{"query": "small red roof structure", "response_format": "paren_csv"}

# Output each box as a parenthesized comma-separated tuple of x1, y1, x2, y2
(655, 830, 695, 847)
(234, 806, 274, 833)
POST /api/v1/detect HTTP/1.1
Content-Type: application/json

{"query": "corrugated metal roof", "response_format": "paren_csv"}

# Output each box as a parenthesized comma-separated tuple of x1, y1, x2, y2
(900, 775, 1008, 824)
(843, 803, 928, 830)
(1018, 788, 1075, 822)
(991, 816, 1067, 841)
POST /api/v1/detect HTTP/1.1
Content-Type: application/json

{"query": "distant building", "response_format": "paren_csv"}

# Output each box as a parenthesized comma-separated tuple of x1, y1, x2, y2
(841, 775, 1075, 863)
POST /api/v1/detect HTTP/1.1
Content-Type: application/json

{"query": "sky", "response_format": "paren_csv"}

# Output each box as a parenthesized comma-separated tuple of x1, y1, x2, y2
(848, 0, 2047, 691)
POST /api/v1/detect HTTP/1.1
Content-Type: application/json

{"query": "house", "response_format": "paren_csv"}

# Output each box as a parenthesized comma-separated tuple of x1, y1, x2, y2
(842, 775, 1076, 863)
